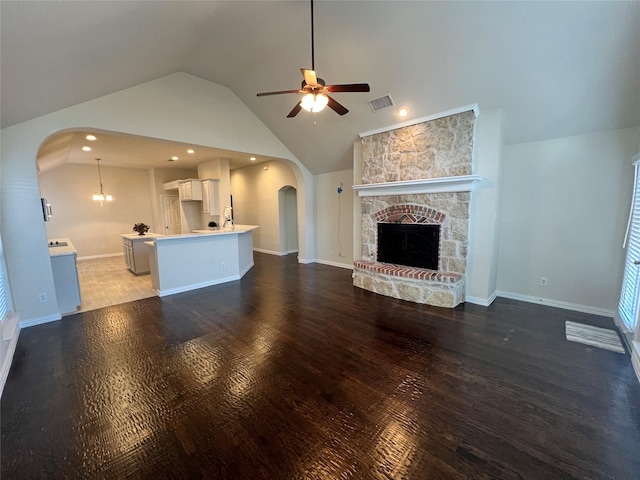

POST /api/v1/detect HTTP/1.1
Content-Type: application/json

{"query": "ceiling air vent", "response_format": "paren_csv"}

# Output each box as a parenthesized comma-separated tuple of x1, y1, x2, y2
(368, 94, 395, 112)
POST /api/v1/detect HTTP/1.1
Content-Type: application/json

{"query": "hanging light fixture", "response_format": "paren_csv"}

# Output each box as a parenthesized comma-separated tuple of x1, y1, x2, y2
(92, 158, 113, 204)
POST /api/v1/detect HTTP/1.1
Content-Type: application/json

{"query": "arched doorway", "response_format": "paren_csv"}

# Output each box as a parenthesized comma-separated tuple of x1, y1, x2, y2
(278, 186, 298, 255)
(2, 72, 316, 325)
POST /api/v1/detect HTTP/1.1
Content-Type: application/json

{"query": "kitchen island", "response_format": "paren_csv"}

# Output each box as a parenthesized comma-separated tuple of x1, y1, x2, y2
(146, 225, 258, 297)
(121, 233, 164, 275)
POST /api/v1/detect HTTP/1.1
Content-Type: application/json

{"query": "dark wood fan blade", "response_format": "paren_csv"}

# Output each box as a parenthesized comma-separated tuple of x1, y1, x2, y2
(257, 89, 303, 97)
(326, 83, 371, 93)
(287, 103, 303, 118)
(327, 95, 349, 116)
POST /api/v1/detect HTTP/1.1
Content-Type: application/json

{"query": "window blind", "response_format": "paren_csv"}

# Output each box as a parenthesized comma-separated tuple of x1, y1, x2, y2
(0, 235, 13, 324)
(619, 158, 640, 331)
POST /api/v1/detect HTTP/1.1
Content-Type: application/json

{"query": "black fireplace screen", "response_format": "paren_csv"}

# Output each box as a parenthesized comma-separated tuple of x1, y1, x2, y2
(377, 223, 440, 270)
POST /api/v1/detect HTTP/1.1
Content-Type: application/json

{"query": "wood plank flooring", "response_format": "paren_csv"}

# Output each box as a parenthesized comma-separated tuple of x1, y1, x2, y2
(2, 253, 639, 479)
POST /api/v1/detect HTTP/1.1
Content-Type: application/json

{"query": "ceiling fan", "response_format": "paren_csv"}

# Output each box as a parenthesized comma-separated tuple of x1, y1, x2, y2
(256, 0, 370, 118)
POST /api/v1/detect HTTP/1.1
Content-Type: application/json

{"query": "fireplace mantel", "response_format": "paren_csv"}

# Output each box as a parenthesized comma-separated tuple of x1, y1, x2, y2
(352, 175, 482, 197)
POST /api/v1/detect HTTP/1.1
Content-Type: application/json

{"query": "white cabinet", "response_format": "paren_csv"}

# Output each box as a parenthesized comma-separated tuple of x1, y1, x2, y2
(49, 243, 81, 316)
(179, 180, 202, 201)
(51, 254, 81, 315)
(123, 240, 135, 272)
(202, 179, 220, 215)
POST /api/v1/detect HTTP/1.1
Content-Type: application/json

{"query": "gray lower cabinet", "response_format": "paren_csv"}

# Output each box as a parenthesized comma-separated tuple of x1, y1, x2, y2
(50, 253, 81, 314)
(122, 234, 161, 274)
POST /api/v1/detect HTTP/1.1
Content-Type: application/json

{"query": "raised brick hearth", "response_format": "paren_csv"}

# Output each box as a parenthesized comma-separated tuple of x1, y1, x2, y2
(354, 260, 462, 283)
(353, 259, 464, 307)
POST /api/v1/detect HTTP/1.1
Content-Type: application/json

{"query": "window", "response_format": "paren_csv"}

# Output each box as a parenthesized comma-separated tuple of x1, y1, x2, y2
(0, 234, 13, 325)
(618, 155, 640, 332)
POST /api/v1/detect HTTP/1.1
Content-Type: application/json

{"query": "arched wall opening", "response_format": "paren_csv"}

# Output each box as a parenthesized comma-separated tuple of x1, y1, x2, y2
(278, 186, 298, 255)
(1, 73, 316, 325)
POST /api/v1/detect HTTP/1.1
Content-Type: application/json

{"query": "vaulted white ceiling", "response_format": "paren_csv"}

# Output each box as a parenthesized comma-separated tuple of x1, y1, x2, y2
(2, 1, 639, 174)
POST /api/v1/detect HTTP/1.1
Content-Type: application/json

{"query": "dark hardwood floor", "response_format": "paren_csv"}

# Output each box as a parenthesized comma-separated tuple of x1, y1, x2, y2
(2, 253, 640, 479)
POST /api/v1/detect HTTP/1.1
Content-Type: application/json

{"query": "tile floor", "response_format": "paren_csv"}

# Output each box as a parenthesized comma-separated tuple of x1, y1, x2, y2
(75, 255, 156, 314)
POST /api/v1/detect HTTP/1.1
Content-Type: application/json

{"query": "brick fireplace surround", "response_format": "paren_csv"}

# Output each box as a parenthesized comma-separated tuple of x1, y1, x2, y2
(353, 108, 478, 308)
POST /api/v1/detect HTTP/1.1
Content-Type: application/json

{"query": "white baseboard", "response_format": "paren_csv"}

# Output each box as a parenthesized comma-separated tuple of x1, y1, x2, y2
(239, 261, 255, 278)
(158, 274, 241, 297)
(19, 313, 62, 328)
(496, 290, 616, 318)
(465, 290, 498, 307)
(298, 258, 316, 264)
(632, 341, 640, 383)
(253, 248, 289, 256)
(315, 259, 354, 270)
(77, 252, 123, 261)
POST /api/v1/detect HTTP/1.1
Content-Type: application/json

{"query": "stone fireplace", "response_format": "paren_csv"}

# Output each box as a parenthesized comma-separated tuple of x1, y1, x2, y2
(353, 108, 479, 308)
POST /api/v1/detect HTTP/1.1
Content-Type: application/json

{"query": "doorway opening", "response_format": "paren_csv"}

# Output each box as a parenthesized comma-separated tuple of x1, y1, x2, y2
(278, 186, 298, 255)
(161, 195, 181, 235)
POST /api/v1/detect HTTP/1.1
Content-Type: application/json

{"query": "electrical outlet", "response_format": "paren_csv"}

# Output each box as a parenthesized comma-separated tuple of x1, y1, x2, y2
(220, 262, 226, 270)
(329, 249, 334, 255)
(540, 276, 548, 287)
(38, 292, 48, 303)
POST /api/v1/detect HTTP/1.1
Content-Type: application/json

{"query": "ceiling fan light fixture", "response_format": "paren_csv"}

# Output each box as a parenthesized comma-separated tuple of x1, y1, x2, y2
(256, 0, 369, 118)
(300, 93, 328, 113)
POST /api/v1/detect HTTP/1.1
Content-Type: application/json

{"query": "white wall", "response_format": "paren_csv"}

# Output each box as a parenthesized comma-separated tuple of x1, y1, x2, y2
(315, 169, 354, 268)
(1, 72, 314, 325)
(230, 161, 298, 255)
(39, 164, 154, 257)
(39, 162, 200, 257)
(497, 127, 640, 314)
(466, 108, 503, 304)
(353, 141, 363, 264)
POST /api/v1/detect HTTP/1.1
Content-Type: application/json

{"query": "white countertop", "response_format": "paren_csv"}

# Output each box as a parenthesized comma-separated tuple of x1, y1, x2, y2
(47, 238, 77, 257)
(154, 224, 259, 242)
(121, 233, 164, 240)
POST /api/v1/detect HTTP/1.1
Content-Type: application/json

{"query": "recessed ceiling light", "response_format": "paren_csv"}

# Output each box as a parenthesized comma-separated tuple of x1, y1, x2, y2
(398, 107, 409, 117)
(187, 149, 195, 154)
(82, 146, 92, 151)
(85, 134, 97, 141)
(250, 157, 256, 161)
(171, 156, 179, 161)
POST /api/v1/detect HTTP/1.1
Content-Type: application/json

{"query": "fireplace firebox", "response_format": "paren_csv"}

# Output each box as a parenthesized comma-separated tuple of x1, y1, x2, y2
(377, 223, 440, 270)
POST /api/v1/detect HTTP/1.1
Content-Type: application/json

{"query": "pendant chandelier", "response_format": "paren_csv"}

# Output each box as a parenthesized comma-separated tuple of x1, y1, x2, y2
(92, 158, 113, 204)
